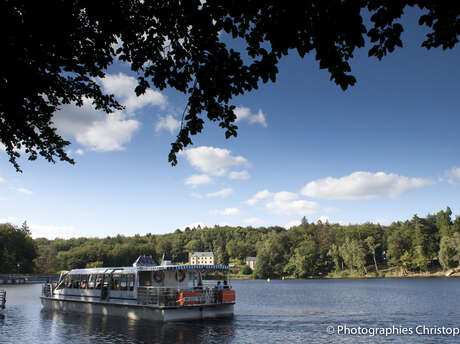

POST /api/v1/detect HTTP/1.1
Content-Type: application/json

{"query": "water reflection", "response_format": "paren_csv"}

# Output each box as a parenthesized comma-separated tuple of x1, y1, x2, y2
(39, 308, 236, 344)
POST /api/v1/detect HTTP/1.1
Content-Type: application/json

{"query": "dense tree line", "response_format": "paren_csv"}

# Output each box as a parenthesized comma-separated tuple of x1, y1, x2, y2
(0, 222, 37, 273)
(2, 207, 460, 277)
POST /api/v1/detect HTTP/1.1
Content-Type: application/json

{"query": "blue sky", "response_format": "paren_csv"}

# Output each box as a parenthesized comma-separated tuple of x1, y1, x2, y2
(1, 9, 459, 239)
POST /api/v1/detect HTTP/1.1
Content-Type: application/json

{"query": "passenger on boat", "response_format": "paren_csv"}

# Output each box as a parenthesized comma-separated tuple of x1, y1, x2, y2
(217, 281, 224, 291)
(223, 280, 229, 289)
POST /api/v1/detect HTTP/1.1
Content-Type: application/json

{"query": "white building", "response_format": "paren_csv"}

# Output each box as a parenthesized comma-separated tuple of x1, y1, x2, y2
(190, 252, 216, 265)
(245, 257, 257, 270)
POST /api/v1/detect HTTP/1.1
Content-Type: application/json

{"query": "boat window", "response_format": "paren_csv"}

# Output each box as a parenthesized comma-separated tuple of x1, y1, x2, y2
(138, 271, 152, 287)
(103, 274, 110, 287)
(120, 275, 127, 290)
(72, 275, 80, 289)
(88, 274, 95, 289)
(111, 274, 120, 290)
(65, 275, 72, 288)
(95, 274, 102, 289)
(129, 274, 135, 291)
(79, 275, 88, 289)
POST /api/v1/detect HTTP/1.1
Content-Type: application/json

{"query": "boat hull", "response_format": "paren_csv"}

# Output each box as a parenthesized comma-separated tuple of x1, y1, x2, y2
(40, 296, 234, 321)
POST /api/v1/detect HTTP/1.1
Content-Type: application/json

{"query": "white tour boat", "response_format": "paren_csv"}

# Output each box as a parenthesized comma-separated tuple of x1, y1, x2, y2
(40, 256, 235, 321)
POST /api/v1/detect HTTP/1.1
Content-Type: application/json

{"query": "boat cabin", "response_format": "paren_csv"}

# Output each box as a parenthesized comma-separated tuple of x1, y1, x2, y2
(50, 261, 234, 307)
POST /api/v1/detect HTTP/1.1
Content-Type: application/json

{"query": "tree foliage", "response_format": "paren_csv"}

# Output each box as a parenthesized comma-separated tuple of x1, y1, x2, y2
(1, 1, 459, 171)
(0, 222, 37, 273)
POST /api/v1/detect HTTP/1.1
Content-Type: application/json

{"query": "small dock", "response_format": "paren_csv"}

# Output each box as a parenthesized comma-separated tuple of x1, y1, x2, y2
(0, 274, 58, 285)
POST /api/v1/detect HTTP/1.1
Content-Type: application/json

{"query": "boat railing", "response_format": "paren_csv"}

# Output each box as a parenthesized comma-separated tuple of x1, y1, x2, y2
(0, 290, 6, 309)
(137, 286, 232, 307)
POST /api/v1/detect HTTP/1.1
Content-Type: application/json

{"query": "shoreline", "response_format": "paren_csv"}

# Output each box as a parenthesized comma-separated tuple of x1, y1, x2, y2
(230, 270, 460, 280)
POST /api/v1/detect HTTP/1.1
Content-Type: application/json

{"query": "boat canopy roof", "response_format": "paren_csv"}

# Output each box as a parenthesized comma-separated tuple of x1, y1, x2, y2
(138, 264, 229, 272)
(68, 264, 229, 275)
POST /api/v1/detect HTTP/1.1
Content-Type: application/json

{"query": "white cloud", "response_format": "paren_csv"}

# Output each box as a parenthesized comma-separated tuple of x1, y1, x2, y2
(243, 217, 263, 225)
(52, 72, 167, 153)
(301, 171, 433, 200)
(16, 188, 33, 195)
(0, 177, 5, 183)
(206, 188, 233, 198)
(246, 189, 320, 216)
(0, 216, 17, 223)
(99, 73, 167, 113)
(211, 208, 241, 216)
(53, 98, 140, 152)
(190, 192, 203, 199)
(317, 216, 330, 223)
(75, 111, 140, 151)
(155, 114, 181, 134)
(266, 195, 319, 216)
(0, 143, 25, 154)
(229, 170, 250, 180)
(185, 174, 212, 186)
(285, 220, 301, 229)
(245, 189, 273, 206)
(29, 224, 80, 239)
(234, 107, 267, 127)
(180, 146, 248, 176)
(445, 167, 460, 185)
(75, 149, 85, 156)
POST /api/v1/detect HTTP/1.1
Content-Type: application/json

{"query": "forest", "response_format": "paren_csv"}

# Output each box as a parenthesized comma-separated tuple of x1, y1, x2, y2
(2, 207, 460, 279)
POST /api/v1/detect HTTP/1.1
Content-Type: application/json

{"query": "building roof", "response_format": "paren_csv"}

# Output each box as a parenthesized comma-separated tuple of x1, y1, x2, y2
(191, 252, 215, 257)
(246, 257, 257, 261)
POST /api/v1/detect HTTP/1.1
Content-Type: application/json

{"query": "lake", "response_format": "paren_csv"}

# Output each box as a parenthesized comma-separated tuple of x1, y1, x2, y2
(1, 278, 460, 343)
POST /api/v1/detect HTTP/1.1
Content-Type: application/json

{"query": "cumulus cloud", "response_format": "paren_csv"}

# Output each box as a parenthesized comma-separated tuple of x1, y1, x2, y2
(0, 176, 5, 183)
(266, 195, 319, 216)
(16, 187, 33, 195)
(206, 188, 233, 198)
(245, 189, 273, 206)
(53, 98, 140, 152)
(211, 208, 241, 216)
(229, 170, 250, 180)
(234, 107, 267, 127)
(301, 171, 433, 200)
(444, 167, 460, 185)
(180, 146, 248, 176)
(155, 114, 181, 134)
(99, 73, 167, 113)
(74, 112, 140, 151)
(185, 174, 212, 186)
(246, 189, 320, 216)
(52, 72, 167, 153)
(75, 149, 85, 156)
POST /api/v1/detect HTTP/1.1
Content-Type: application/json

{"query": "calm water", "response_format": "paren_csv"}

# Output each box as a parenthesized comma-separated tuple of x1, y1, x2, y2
(1, 279, 460, 343)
